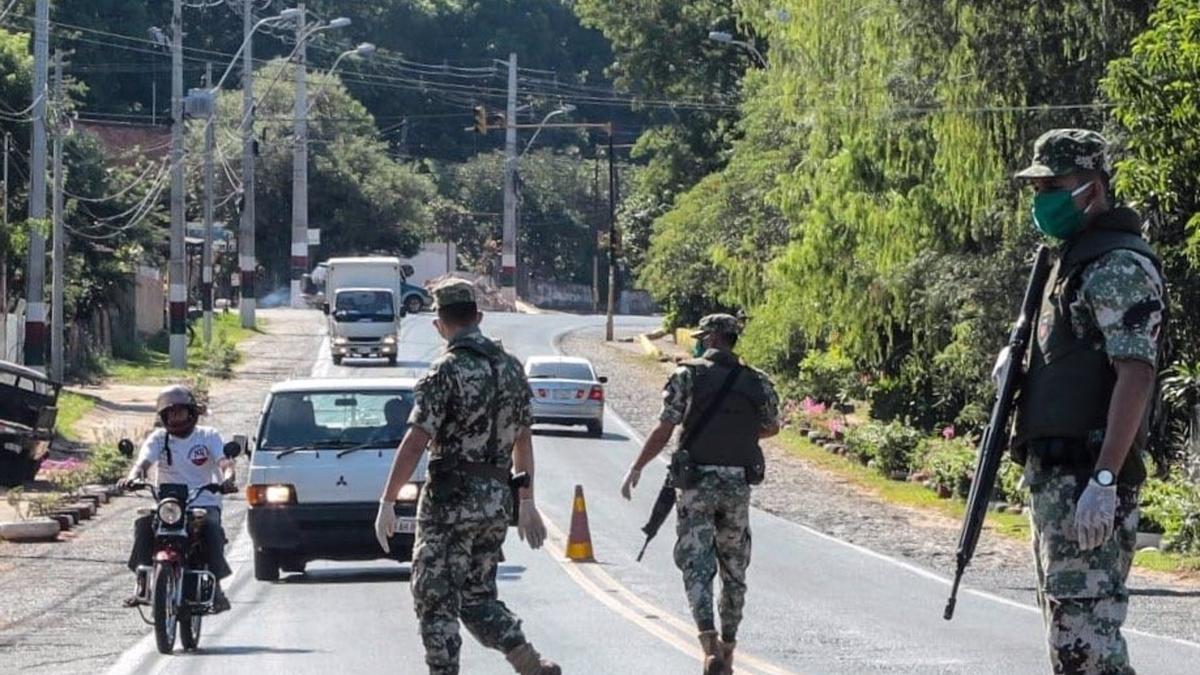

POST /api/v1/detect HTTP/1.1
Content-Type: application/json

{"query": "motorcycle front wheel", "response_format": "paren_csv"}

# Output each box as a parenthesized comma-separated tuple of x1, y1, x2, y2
(153, 565, 179, 654)
(179, 608, 202, 651)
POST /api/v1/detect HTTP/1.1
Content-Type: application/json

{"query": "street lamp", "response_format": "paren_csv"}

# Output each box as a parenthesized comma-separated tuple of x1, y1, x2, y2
(708, 30, 768, 68)
(521, 104, 576, 156)
(310, 42, 376, 105)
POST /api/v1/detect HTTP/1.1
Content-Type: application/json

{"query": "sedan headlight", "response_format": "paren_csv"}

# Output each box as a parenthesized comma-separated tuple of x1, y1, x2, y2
(157, 500, 184, 526)
(397, 482, 420, 502)
(382, 335, 397, 345)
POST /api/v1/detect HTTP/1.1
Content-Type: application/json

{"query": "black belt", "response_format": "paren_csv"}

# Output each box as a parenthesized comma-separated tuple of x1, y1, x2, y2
(1026, 437, 1091, 468)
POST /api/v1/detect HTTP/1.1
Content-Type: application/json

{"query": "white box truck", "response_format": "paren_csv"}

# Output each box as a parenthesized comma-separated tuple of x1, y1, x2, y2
(324, 257, 414, 366)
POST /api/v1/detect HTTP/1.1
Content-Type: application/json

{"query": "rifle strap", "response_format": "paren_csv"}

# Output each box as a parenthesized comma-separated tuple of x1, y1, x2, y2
(679, 364, 743, 451)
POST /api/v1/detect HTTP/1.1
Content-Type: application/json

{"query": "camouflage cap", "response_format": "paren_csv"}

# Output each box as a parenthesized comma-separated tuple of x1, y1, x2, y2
(1015, 128, 1111, 179)
(431, 279, 476, 309)
(690, 313, 741, 338)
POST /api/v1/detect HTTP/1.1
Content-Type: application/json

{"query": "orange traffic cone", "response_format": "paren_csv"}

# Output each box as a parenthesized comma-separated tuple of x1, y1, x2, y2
(565, 484, 595, 562)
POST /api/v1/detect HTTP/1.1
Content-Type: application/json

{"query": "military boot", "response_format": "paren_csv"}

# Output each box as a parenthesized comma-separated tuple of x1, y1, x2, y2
(505, 642, 561, 675)
(718, 639, 736, 674)
(698, 630, 725, 675)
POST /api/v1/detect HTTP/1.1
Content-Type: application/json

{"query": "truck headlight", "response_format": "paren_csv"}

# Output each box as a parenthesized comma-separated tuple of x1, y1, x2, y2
(157, 500, 184, 526)
(247, 484, 297, 506)
(382, 335, 397, 345)
(397, 483, 420, 502)
(333, 337, 348, 345)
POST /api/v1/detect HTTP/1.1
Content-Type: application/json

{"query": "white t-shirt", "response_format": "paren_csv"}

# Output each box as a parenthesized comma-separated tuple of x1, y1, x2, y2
(138, 426, 226, 509)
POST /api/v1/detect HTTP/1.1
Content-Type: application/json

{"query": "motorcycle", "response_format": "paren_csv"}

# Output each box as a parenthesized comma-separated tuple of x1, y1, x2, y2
(118, 438, 242, 654)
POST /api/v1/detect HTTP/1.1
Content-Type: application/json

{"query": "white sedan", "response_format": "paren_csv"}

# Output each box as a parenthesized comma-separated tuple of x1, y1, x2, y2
(525, 356, 607, 437)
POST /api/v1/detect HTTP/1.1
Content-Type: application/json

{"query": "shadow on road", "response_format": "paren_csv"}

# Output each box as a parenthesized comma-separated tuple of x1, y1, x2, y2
(532, 428, 628, 443)
(280, 566, 411, 585)
(338, 359, 431, 370)
(1129, 587, 1200, 598)
(186, 645, 318, 657)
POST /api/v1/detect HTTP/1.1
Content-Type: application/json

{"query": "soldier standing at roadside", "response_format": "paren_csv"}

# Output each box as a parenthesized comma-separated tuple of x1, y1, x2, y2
(375, 280, 560, 675)
(620, 313, 780, 675)
(1010, 129, 1166, 674)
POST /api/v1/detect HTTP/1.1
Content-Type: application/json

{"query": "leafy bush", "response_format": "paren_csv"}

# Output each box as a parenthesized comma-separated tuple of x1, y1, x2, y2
(796, 348, 863, 406)
(86, 443, 131, 484)
(1139, 474, 1200, 554)
(918, 437, 976, 499)
(199, 330, 239, 378)
(846, 421, 923, 477)
(997, 459, 1026, 506)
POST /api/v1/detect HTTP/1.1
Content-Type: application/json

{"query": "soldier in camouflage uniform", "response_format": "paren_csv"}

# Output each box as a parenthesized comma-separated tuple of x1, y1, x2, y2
(1011, 129, 1166, 675)
(621, 314, 780, 675)
(375, 280, 560, 675)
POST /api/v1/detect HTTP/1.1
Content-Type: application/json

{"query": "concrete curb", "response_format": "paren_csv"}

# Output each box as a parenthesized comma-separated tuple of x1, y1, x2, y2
(0, 518, 61, 541)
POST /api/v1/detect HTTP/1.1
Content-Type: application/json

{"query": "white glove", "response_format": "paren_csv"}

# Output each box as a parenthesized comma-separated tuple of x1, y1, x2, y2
(517, 499, 546, 550)
(1074, 479, 1117, 551)
(991, 346, 1012, 388)
(620, 466, 641, 500)
(374, 500, 396, 553)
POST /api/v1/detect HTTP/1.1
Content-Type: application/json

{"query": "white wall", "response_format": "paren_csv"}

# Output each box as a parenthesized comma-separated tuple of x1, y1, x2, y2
(401, 242, 457, 288)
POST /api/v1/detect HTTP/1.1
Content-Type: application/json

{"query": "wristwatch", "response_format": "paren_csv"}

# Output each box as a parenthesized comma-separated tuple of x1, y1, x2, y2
(1092, 469, 1116, 487)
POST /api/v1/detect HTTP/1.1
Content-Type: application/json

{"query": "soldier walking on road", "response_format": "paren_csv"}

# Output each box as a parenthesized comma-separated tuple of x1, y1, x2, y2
(375, 280, 560, 675)
(621, 314, 780, 675)
(1010, 129, 1167, 675)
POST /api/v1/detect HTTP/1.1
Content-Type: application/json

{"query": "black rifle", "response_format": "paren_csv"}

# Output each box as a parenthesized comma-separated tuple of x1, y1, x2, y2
(635, 365, 744, 561)
(944, 245, 1052, 620)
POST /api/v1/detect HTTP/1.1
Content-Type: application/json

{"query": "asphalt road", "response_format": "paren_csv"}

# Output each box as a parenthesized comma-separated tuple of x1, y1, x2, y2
(106, 311, 1200, 674)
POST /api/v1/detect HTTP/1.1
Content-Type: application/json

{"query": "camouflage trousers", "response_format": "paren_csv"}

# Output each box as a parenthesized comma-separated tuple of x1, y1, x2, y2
(1028, 466, 1139, 675)
(674, 466, 752, 642)
(411, 512, 526, 675)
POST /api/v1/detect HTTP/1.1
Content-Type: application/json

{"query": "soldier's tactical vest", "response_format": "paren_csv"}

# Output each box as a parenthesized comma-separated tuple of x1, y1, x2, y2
(680, 354, 765, 467)
(1012, 206, 1162, 485)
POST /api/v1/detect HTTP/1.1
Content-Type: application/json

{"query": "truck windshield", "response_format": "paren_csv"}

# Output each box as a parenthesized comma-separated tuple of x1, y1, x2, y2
(260, 390, 415, 450)
(334, 290, 394, 322)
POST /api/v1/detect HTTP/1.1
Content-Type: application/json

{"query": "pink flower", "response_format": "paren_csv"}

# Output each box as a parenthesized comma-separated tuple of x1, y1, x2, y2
(801, 397, 827, 416)
(942, 425, 956, 440)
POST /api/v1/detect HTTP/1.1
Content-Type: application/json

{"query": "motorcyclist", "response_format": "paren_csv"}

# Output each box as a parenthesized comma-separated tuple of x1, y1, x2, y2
(118, 384, 235, 613)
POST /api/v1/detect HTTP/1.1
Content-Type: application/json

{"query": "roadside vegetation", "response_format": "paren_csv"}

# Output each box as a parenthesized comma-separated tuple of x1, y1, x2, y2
(101, 313, 254, 384)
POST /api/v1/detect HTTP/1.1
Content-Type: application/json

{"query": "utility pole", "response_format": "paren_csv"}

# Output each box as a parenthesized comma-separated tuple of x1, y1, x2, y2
(168, 0, 187, 368)
(239, 0, 257, 328)
(501, 52, 517, 301)
(202, 62, 215, 344)
(592, 151, 600, 314)
(290, 3, 308, 309)
(50, 51, 64, 381)
(2, 132, 9, 361)
(24, 0, 48, 370)
(605, 127, 618, 342)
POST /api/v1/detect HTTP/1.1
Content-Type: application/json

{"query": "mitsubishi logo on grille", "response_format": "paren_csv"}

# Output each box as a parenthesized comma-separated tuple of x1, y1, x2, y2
(336, 475, 348, 486)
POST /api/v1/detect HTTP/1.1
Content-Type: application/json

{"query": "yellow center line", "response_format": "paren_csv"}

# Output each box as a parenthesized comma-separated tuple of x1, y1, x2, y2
(542, 518, 799, 675)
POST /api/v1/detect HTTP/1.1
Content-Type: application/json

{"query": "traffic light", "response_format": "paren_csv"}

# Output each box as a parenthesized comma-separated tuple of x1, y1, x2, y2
(473, 105, 488, 134)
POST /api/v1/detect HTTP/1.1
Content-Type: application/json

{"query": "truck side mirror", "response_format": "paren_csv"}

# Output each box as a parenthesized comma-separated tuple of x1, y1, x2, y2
(401, 264, 415, 279)
(222, 440, 243, 459)
(322, 302, 330, 315)
(118, 439, 135, 458)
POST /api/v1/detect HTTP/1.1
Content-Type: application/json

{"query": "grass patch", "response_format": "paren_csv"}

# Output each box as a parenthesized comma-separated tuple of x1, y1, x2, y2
(102, 313, 259, 384)
(55, 391, 95, 442)
(1133, 549, 1200, 574)
(781, 429, 1033, 540)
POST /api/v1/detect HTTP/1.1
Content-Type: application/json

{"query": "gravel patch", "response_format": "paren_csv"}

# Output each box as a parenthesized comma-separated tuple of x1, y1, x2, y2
(560, 326, 1200, 644)
(0, 309, 325, 673)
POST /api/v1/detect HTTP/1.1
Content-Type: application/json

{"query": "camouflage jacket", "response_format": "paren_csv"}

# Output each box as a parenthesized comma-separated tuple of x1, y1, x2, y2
(409, 326, 533, 470)
(1068, 248, 1164, 366)
(659, 349, 780, 433)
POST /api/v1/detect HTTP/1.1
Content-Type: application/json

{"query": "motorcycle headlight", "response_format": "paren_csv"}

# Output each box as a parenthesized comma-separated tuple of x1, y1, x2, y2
(157, 500, 184, 526)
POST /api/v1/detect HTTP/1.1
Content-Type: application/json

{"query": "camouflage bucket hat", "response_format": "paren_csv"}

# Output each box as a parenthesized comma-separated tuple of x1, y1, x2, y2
(690, 313, 741, 338)
(431, 279, 477, 310)
(1015, 128, 1111, 179)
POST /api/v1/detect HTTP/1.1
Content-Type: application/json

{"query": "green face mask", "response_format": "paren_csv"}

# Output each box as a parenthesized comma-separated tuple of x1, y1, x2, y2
(1031, 181, 1093, 239)
(691, 339, 706, 358)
